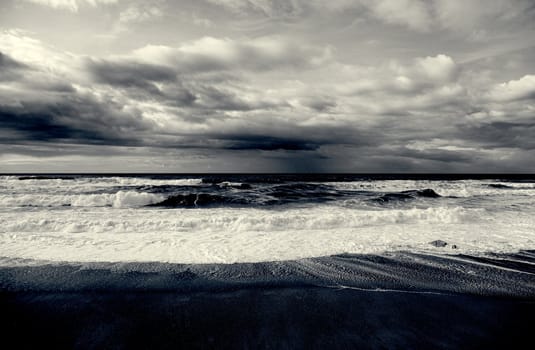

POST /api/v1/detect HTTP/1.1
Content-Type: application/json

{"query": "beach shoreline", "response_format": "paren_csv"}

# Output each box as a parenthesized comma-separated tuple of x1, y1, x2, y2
(2, 251, 534, 349)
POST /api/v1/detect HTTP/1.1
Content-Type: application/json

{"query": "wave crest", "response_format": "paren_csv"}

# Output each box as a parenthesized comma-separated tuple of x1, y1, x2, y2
(0, 191, 164, 208)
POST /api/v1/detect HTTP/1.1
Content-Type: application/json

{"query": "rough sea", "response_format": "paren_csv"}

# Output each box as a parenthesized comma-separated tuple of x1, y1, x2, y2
(1, 174, 535, 265)
(2, 174, 535, 348)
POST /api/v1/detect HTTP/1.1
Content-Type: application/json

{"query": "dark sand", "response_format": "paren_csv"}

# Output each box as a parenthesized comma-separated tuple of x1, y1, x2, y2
(1, 251, 534, 349)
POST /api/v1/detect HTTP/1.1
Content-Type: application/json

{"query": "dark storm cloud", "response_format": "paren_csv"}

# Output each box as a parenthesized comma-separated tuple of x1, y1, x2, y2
(0, 107, 97, 142)
(88, 59, 198, 105)
(0, 96, 152, 145)
(87, 58, 267, 110)
(222, 135, 321, 151)
(0, 142, 131, 158)
(458, 122, 535, 150)
(204, 123, 381, 152)
(87, 55, 288, 111)
(394, 146, 476, 164)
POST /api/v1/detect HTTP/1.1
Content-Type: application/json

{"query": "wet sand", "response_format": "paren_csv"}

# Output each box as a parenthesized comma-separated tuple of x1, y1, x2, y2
(1, 251, 534, 349)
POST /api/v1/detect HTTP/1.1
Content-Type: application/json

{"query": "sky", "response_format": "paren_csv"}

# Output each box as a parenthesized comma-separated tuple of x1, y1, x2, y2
(0, 0, 534, 173)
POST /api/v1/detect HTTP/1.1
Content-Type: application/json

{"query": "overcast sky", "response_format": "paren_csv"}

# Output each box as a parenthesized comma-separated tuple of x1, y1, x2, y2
(1, 0, 534, 172)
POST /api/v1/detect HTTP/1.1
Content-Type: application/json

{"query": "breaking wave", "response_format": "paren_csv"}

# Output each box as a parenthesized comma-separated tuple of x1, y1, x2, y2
(0, 206, 479, 234)
(0, 191, 164, 208)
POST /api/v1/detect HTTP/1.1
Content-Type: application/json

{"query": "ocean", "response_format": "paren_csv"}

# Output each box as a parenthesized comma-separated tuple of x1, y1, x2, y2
(1, 174, 535, 348)
(1, 174, 535, 264)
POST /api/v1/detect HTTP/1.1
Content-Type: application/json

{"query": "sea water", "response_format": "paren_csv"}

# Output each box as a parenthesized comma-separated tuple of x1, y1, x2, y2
(1, 174, 534, 264)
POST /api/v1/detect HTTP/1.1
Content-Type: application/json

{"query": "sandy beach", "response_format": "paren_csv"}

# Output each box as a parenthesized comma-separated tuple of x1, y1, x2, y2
(2, 251, 534, 349)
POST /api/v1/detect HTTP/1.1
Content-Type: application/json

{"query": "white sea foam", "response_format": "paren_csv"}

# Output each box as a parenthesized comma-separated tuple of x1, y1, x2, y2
(0, 206, 478, 233)
(0, 191, 165, 208)
(1, 204, 534, 264)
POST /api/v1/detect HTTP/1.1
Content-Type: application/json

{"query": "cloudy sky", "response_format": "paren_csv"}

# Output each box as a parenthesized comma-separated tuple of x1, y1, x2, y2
(1, 0, 534, 172)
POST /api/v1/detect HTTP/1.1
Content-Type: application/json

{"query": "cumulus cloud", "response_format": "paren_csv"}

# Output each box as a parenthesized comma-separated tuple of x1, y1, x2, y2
(333, 54, 466, 119)
(485, 75, 535, 102)
(409, 55, 459, 83)
(131, 36, 332, 72)
(0, 30, 82, 79)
